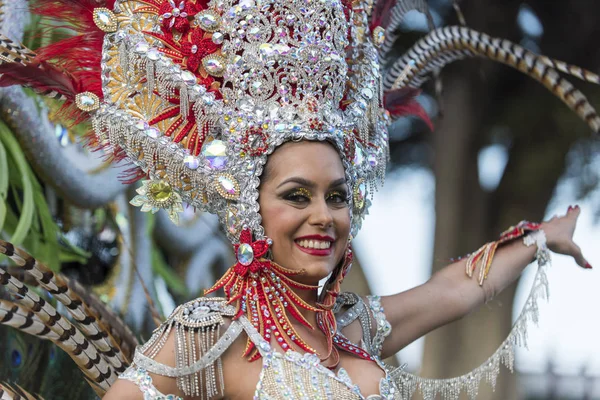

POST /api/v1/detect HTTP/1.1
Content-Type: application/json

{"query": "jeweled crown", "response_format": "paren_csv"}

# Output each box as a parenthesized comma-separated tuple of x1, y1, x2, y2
(87, 0, 388, 240)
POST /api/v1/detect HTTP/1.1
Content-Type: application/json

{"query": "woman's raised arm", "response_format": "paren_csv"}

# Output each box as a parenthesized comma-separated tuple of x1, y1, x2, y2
(377, 206, 589, 359)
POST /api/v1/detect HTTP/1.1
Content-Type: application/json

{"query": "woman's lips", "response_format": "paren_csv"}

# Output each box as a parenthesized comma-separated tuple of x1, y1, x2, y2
(294, 242, 333, 256)
(294, 235, 335, 257)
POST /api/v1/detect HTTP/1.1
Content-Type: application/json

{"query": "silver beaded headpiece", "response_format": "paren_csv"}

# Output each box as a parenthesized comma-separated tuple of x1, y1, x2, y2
(83, 0, 389, 241)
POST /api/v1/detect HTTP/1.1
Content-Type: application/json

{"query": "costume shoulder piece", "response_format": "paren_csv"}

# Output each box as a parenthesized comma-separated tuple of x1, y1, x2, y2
(132, 297, 243, 398)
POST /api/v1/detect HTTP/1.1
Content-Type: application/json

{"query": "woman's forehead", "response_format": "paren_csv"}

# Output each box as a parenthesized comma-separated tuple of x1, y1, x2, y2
(266, 141, 346, 182)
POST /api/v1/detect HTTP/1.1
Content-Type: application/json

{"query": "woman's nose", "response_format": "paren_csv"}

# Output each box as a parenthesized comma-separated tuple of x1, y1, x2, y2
(308, 199, 334, 228)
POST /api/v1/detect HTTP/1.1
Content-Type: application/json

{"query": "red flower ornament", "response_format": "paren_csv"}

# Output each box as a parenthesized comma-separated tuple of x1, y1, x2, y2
(159, 0, 198, 33)
(181, 29, 219, 72)
(233, 228, 272, 276)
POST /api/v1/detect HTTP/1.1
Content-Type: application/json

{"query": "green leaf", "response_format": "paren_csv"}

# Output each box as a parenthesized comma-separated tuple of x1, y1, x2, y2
(58, 232, 92, 259)
(0, 122, 34, 245)
(0, 139, 8, 199)
(33, 189, 60, 271)
(0, 200, 6, 235)
(58, 251, 90, 264)
(152, 247, 188, 296)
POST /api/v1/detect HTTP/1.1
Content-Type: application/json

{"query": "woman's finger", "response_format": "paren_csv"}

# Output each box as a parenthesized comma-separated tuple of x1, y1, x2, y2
(568, 241, 588, 269)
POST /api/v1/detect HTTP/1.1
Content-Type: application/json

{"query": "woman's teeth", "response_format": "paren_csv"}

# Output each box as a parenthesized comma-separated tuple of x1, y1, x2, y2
(297, 240, 332, 249)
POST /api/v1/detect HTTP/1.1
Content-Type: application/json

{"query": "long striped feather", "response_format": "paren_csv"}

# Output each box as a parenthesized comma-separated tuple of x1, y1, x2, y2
(0, 299, 115, 397)
(65, 277, 139, 362)
(0, 267, 115, 393)
(378, 0, 434, 65)
(0, 240, 128, 371)
(0, 34, 37, 66)
(384, 26, 600, 132)
(0, 382, 43, 400)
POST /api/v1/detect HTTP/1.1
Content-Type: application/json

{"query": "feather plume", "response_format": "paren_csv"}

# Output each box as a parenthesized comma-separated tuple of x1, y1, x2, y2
(0, 268, 115, 396)
(66, 277, 139, 362)
(0, 62, 80, 99)
(0, 240, 128, 372)
(0, 382, 44, 400)
(370, 0, 433, 31)
(383, 26, 600, 133)
(384, 87, 434, 130)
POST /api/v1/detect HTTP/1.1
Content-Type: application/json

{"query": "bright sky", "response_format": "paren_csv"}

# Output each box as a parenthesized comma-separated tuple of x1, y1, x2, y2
(354, 161, 600, 376)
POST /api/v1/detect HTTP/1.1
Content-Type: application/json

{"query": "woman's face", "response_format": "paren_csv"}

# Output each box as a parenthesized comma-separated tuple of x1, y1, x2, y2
(258, 141, 351, 284)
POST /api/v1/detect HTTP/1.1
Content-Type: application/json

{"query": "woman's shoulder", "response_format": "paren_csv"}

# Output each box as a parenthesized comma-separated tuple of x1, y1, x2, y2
(118, 296, 244, 399)
(140, 296, 241, 361)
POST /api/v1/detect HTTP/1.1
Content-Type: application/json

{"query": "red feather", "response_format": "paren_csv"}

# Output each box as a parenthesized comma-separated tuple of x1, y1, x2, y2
(384, 87, 434, 130)
(26, 0, 112, 98)
(0, 61, 80, 97)
(370, 0, 397, 30)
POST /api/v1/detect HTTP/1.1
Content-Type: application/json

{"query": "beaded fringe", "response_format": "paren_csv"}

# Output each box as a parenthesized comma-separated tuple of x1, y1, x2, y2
(142, 322, 224, 399)
(389, 261, 551, 400)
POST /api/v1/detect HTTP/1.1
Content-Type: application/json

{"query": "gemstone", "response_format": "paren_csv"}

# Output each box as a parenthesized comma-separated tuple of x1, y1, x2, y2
(134, 41, 149, 54)
(251, 80, 263, 94)
(237, 243, 254, 266)
(361, 87, 374, 99)
(181, 70, 196, 84)
(274, 44, 290, 56)
(184, 155, 200, 169)
(248, 26, 261, 40)
(93, 8, 118, 32)
(353, 145, 364, 165)
(212, 32, 224, 45)
(259, 43, 276, 62)
(226, 207, 240, 235)
(237, 97, 255, 113)
(202, 55, 225, 77)
(354, 179, 366, 210)
(145, 127, 161, 138)
(372, 26, 386, 48)
(239, 0, 255, 9)
(233, 55, 245, 68)
(147, 48, 160, 61)
(368, 154, 377, 167)
(75, 92, 100, 112)
(218, 176, 236, 193)
(196, 11, 220, 32)
(149, 181, 173, 202)
(214, 173, 240, 199)
(202, 140, 228, 169)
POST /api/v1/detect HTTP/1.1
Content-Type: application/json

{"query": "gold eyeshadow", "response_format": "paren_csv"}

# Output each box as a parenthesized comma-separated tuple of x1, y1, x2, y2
(327, 190, 347, 201)
(290, 187, 312, 199)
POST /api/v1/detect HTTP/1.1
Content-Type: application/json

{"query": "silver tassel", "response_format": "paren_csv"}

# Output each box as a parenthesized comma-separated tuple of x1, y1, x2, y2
(119, 41, 129, 78)
(180, 83, 189, 120)
(146, 60, 155, 99)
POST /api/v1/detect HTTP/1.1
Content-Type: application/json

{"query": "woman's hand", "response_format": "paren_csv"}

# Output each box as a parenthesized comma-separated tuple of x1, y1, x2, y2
(539, 205, 592, 269)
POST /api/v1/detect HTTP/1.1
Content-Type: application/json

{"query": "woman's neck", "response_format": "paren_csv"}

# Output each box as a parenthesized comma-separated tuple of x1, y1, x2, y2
(291, 286, 321, 327)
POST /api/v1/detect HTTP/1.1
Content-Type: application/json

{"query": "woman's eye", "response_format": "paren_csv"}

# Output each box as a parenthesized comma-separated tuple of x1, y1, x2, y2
(327, 191, 348, 204)
(285, 189, 312, 202)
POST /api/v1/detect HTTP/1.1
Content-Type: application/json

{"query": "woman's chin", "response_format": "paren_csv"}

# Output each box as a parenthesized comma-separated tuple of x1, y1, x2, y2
(292, 261, 335, 285)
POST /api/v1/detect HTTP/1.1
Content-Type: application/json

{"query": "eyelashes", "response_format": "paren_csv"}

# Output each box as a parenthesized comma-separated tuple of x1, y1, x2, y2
(326, 190, 348, 204)
(283, 188, 348, 205)
(287, 187, 313, 200)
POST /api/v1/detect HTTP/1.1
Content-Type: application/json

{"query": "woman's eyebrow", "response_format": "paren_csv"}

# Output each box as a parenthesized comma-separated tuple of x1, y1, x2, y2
(329, 178, 347, 188)
(276, 177, 347, 189)
(277, 177, 315, 189)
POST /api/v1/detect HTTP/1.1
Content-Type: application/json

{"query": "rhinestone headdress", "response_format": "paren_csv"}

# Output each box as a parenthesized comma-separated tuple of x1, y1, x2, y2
(84, 0, 392, 241)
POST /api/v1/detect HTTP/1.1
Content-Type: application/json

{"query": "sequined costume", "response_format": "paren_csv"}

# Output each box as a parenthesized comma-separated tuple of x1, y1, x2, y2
(120, 294, 398, 400)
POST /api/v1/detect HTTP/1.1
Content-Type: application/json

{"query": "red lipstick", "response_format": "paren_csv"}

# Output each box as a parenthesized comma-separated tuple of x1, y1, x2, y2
(294, 235, 335, 257)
